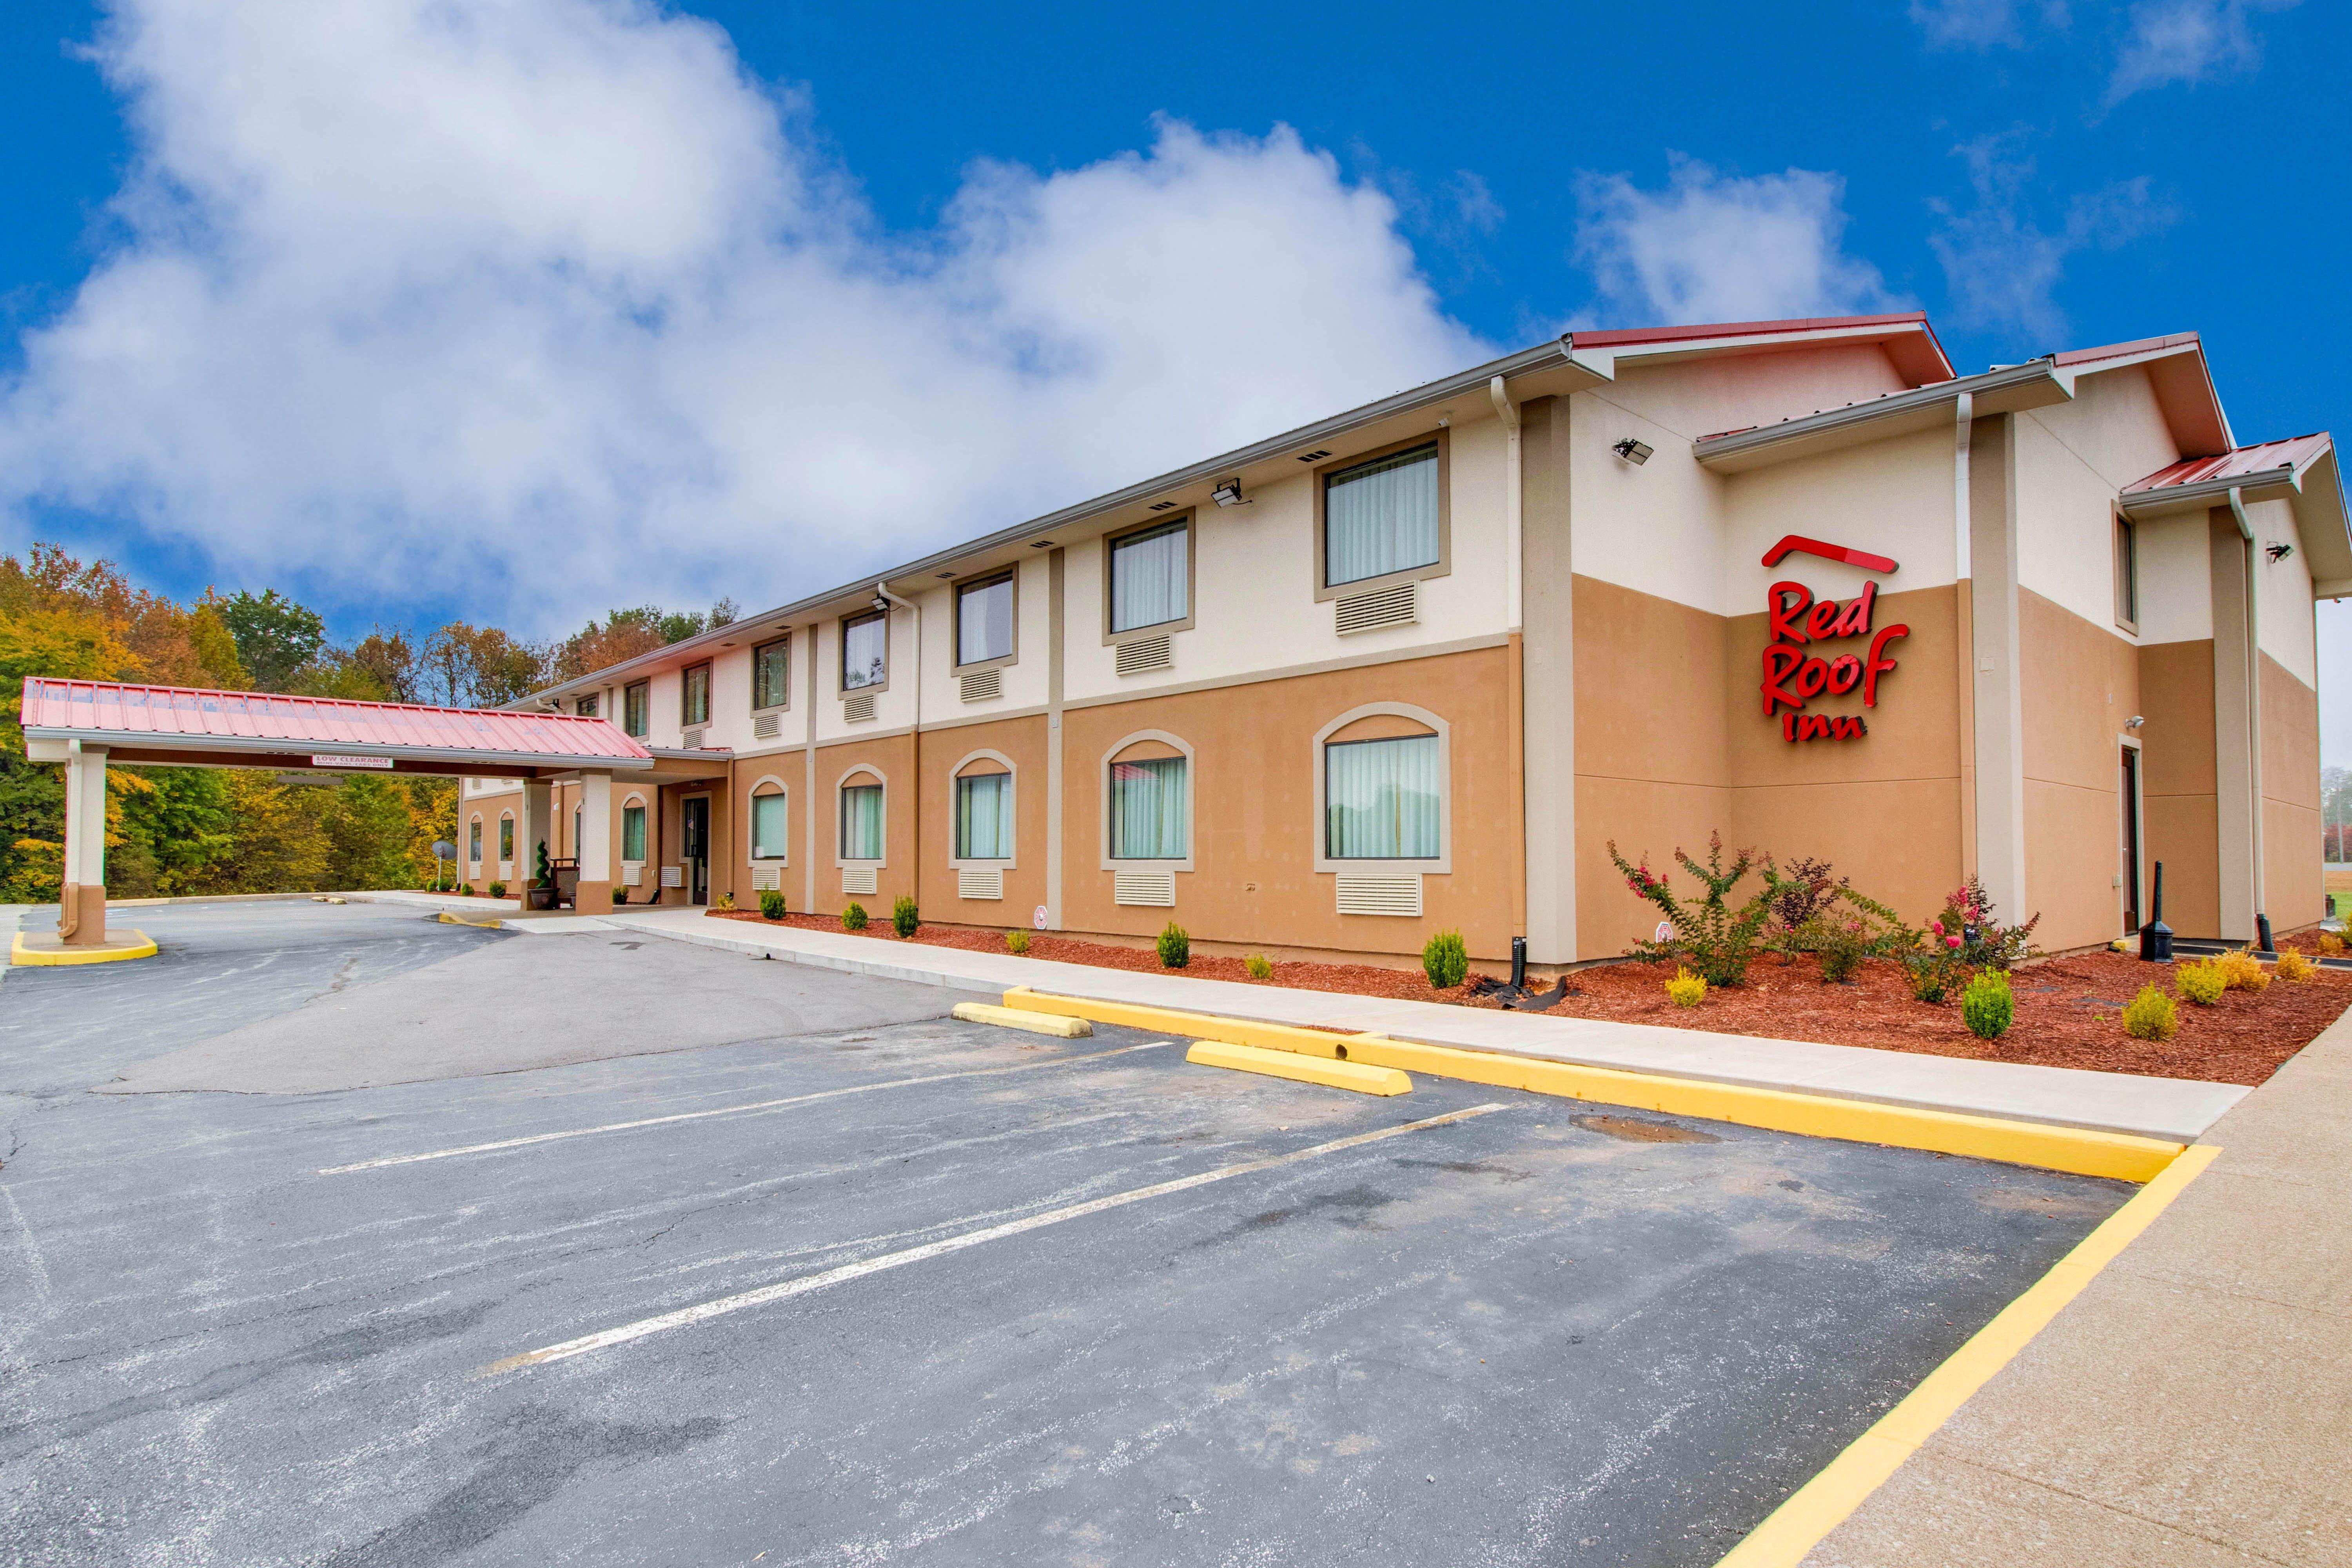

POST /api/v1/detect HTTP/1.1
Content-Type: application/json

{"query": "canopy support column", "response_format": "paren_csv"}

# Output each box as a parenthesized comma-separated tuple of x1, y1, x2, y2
(577, 771, 613, 913)
(59, 742, 110, 946)
(517, 777, 552, 905)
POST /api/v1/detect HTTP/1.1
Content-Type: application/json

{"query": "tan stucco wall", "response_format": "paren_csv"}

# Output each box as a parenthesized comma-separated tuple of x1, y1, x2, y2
(2262, 652, 2322, 931)
(2018, 587, 2141, 951)
(916, 714, 1051, 929)
(2137, 639, 2220, 938)
(813, 733, 919, 915)
(1058, 646, 1518, 959)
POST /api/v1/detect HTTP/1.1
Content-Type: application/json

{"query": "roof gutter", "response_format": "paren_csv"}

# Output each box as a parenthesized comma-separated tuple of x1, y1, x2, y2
(16, 727, 659, 772)
(2117, 465, 2303, 520)
(1694, 358, 2075, 471)
(517, 336, 1589, 706)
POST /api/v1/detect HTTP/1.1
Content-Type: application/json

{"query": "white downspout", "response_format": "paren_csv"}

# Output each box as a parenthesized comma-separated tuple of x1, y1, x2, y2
(876, 579, 922, 885)
(2229, 487, 2265, 927)
(1490, 375, 1523, 632)
(1953, 392, 1973, 578)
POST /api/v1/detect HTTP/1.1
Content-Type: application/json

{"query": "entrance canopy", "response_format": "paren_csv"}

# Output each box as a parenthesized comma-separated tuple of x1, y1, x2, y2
(18, 679, 657, 778)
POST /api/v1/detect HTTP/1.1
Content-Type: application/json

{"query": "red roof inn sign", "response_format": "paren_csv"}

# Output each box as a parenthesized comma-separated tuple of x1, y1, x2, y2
(1757, 535, 1907, 742)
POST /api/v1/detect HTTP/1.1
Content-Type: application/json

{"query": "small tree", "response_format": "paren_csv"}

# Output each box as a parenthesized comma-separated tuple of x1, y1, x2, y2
(1607, 831, 1773, 986)
(759, 888, 786, 920)
(842, 901, 869, 931)
(891, 895, 919, 938)
(1421, 930, 1469, 989)
(1156, 921, 1190, 968)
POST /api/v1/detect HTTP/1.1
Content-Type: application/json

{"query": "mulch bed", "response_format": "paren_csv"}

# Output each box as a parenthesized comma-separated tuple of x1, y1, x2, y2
(708, 911, 2348, 1086)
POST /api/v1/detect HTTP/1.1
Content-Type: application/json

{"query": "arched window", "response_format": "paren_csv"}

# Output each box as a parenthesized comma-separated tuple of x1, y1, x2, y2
(621, 795, 648, 864)
(749, 779, 789, 862)
(1312, 704, 1451, 871)
(838, 768, 885, 862)
(467, 815, 483, 868)
(950, 753, 1014, 863)
(498, 812, 515, 866)
(1100, 732, 1194, 869)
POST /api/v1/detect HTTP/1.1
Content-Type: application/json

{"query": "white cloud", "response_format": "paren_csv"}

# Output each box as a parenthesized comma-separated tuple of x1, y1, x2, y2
(1570, 157, 1900, 328)
(0, 0, 1489, 631)
(1911, 0, 2069, 50)
(2107, 0, 2301, 103)
(1929, 131, 2176, 341)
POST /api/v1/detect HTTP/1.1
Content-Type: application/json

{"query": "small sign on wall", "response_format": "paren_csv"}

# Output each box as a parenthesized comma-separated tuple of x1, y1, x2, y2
(1033, 905, 1050, 930)
(311, 753, 394, 769)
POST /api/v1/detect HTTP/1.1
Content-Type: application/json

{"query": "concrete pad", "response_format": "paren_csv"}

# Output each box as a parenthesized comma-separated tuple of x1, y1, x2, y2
(2105, 1167, 2352, 1315)
(93, 926, 963, 1094)
(610, 911, 2253, 1141)
(11, 928, 158, 965)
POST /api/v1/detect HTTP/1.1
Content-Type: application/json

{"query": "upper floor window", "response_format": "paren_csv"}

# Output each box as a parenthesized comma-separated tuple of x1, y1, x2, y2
(2114, 515, 2139, 630)
(1325, 733, 1440, 859)
(957, 572, 1016, 668)
(575, 693, 599, 718)
(1109, 519, 1189, 635)
(682, 662, 711, 728)
(1321, 438, 1445, 593)
(623, 681, 650, 738)
(1109, 755, 1188, 860)
(842, 612, 887, 691)
(753, 637, 790, 710)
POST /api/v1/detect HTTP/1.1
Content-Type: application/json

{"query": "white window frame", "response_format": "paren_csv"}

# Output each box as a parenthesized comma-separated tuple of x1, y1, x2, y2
(1098, 729, 1196, 872)
(835, 766, 888, 868)
(1311, 702, 1452, 873)
(748, 777, 790, 864)
(946, 750, 1018, 869)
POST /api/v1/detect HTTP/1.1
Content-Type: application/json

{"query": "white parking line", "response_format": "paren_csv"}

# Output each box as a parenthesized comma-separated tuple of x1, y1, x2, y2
(484, 1101, 1512, 1374)
(318, 1041, 1176, 1174)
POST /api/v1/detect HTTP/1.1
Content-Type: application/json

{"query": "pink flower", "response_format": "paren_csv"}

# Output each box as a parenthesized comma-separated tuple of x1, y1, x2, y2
(1932, 920, 1945, 936)
(1945, 935, 1961, 949)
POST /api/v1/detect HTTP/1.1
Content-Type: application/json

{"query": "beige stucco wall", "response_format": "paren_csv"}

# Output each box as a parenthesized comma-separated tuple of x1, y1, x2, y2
(2261, 653, 2322, 931)
(2019, 587, 2142, 950)
(2138, 638, 2221, 938)
(915, 714, 1051, 929)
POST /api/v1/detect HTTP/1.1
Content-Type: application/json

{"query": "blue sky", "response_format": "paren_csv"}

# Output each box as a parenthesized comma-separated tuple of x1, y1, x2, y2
(2, 0, 2346, 748)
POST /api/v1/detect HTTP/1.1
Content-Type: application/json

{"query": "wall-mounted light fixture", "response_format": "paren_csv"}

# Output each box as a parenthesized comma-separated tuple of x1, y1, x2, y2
(2267, 541, 2295, 563)
(2125, 715, 2146, 730)
(1612, 437, 1654, 466)
(869, 595, 890, 612)
(1211, 478, 1250, 507)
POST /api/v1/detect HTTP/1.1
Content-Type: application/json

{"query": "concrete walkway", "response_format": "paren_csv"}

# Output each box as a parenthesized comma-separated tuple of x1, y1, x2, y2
(591, 909, 2249, 1143)
(1804, 1005, 2352, 1566)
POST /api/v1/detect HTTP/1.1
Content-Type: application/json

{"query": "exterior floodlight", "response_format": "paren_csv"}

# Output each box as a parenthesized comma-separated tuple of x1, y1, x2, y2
(870, 595, 890, 612)
(2126, 715, 2146, 730)
(1613, 438, 1653, 466)
(2267, 542, 2294, 562)
(1211, 478, 1249, 507)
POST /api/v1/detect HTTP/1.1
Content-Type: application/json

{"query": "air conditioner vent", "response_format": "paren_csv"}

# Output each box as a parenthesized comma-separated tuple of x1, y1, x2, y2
(1112, 869, 1176, 907)
(681, 728, 705, 751)
(752, 713, 780, 740)
(1335, 874, 1423, 917)
(751, 865, 781, 891)
(959, 669, 1002, 704)
(841, 865, 878, 897)
(1114, 635, 1173, 677)
(958, 867, 1005, 901)
(1334, 581, 1417, 635)
(843, 692, 877, 723)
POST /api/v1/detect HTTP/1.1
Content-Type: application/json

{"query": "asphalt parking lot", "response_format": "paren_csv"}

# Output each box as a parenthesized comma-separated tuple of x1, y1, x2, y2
(0, 903, 2135, 1566)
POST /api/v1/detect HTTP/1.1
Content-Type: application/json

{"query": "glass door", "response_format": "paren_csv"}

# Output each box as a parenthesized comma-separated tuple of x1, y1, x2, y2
(682, 796, 711, 906)
(2120, 745, 2141, 935)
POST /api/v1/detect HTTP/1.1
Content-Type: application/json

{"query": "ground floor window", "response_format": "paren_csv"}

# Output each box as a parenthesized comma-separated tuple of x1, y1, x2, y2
(841, 782, 884, 859)
(499, 815, 514, 862)
(468, 818, 481, 864)
(955, 772, 1012, 859)
(1325, 733, 1439, 859)
(1110, 756, 1187, 859)
(752, 792, 789, 860)
(622, 803, 647, 862)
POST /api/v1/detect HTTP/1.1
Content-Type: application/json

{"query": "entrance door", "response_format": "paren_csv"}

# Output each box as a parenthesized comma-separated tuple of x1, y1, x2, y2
(2120, 745, 2142, 934)
(681, 795, 711, 906)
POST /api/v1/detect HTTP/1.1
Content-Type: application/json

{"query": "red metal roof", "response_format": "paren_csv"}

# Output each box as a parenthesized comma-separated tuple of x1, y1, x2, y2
(2054, 331, 2203, 367)
(18, 679, 654, 764)
(2123, 433, 2334, 496)
(1570, 311, 1931, 349)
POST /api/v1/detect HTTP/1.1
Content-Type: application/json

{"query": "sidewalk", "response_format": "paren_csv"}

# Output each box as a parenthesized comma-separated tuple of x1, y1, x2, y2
(598, 909, 2249, 1143)
(1802, 1005, 2352, 1566)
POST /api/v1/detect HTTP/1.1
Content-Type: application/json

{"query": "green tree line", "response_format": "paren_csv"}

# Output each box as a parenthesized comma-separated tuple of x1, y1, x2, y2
(1, 544, 735, 902)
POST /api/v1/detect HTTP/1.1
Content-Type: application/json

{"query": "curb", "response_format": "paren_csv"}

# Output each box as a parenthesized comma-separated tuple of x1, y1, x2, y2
(11, 929, 160, 966)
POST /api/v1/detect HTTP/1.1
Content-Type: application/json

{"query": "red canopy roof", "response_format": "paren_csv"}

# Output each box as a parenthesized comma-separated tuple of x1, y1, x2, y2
(18, 679, 654, 768)
(2124, 433, 2333, 497)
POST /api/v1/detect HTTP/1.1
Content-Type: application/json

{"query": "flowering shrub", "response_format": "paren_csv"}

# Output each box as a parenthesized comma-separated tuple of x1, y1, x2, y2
(1932, 877, 2041, 970)
(1664, 967, 1708, 1007)
(1608, 832, 1773, 987)
(1799, 913, 1870, 983)
(2122, 983, 2179, 1041)
(1960, 968, 2014, 1040)
(2276, 947, 2314, 983)
(2175, 960, 2225, 1005)
(1762, 855, 1845, 936)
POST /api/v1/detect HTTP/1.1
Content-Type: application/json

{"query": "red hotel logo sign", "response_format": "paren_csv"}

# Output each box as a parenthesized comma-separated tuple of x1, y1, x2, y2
(1758, 535, 1907, 743)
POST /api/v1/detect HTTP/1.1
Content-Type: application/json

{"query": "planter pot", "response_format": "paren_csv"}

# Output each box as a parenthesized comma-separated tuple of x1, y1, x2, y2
(526, 886, 557, 911)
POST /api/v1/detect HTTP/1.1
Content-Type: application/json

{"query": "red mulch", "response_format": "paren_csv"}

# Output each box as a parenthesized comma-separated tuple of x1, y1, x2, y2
(708, 911, 2347, 1086)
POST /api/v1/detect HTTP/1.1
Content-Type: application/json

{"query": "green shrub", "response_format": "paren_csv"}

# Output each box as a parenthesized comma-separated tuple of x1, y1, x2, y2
(1608, 831, 1772, 986)
(2277, 947, 2315, 983)
(2175, 959, 2225, 1005)
(1422, 929, 1469, 989)
(2121, 983, 2179, 1041)
(713, 892, 735, 912)
(1664, 967, 1708, 1007)
(1245, 953, 1273, 981)
(488, 880, 506, 899)
(891, 895, 920, 938)
(1904, 949, 1960, 1004)
(842, 901, 869, 931)
(610, 885, 625, 905)
(2216, 948, 2269, 993)
(759, 888, 786, 920)
(1800, 914, 1869, 984)
(1960, 968, 2014, 1040)
(1005, 929, 1031, 955)
(1156, 921, 1190, 969)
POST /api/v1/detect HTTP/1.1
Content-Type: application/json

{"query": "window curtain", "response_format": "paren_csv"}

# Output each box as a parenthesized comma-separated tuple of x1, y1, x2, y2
(624, 684, 648, 737)
(755, 641, 788, 708)
(1325, 444, 1439, 587)
(1325, 734, 1440, 858)
(573, 806, 581, 855)
(1111, 524, 1188, 632)
(958, 578, 1014, 665)
(1109, 757, 1187, 859)
(844, 616, 887, 690)
(684, 666, 710, 726)
(500, 818, 514, 860)
(468, 821, 481, 861)
(752, 793, 788, 859)
(955, 773, 1013, 859)
(840, 784, 885, 859)
(622, 805, 646, 862)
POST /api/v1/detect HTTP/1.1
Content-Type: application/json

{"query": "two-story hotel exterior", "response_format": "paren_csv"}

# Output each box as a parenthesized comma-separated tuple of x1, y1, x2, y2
(463, 312, 2348, 970)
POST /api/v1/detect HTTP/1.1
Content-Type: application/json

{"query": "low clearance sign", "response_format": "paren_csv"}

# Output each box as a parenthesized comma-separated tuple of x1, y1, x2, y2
(1757, 535, 1907, 742)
